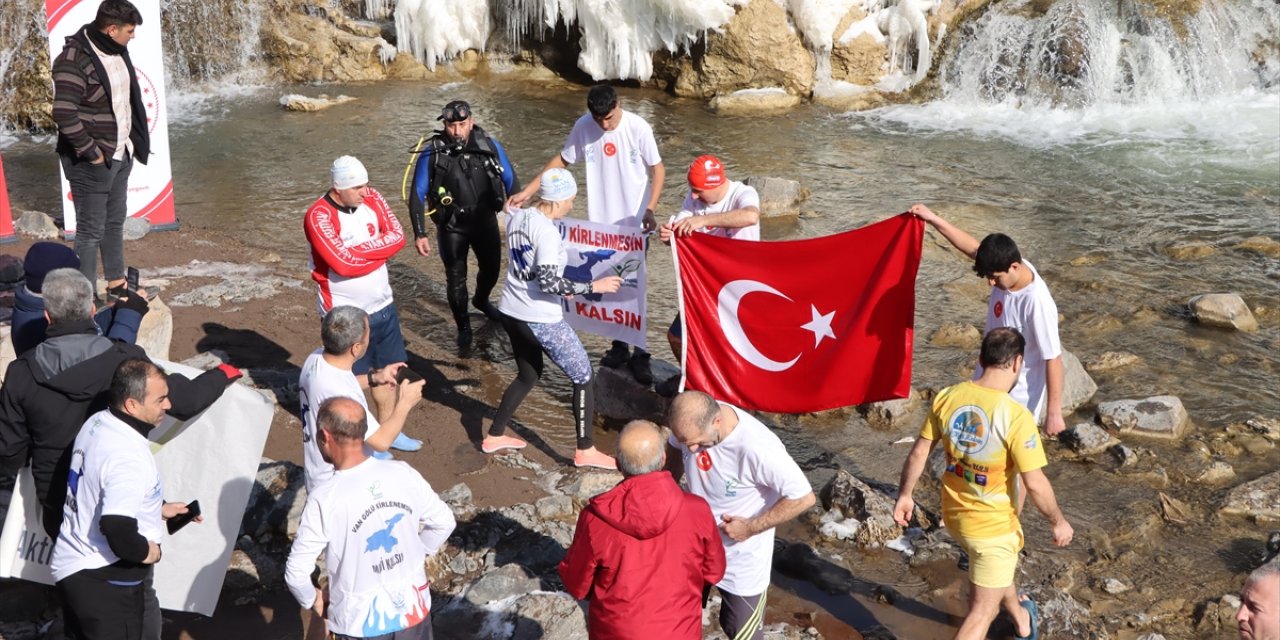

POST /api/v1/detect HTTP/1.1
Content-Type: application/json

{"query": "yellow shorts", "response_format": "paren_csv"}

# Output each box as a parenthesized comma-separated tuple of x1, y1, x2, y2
(957, 529, 1025, 589)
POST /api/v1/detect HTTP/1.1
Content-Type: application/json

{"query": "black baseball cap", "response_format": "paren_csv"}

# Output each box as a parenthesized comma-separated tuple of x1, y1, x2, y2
(438, 100, 472, 122)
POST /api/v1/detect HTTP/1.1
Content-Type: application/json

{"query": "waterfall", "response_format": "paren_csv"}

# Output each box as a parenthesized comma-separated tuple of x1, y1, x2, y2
(936, 0, 1277, 108)
(161, 0, 269, 91)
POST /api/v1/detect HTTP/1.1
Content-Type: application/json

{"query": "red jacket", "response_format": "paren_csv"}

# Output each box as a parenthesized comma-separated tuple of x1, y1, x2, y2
(558, 472, 726, 640)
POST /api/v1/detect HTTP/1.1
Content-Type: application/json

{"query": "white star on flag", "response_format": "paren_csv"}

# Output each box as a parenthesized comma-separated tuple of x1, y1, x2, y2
(801, 305, 836, 348)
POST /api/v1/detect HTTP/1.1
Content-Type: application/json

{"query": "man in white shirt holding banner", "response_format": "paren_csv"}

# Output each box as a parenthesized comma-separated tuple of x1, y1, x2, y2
(509, 85, 665, 385)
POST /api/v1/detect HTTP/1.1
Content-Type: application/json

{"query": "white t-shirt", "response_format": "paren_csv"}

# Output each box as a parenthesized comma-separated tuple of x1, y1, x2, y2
(671, 181, 761, 241)
(560, 110, 662, 227)
(498, 207, 568, 324)
(285, 457, 456, 638)
(670, 404, 812, 596)
(298, 349, 380, 492)
(52, 410, 165, 581)
(978, 260, 1062, 420)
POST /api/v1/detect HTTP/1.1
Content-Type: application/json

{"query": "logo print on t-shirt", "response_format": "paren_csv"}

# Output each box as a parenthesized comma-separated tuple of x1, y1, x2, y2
(948, 405, 990, 454)
(365, 512, 405, 553)
(367, 223, 377, 236)
(603, 142, 617, 157)
(994, 301, 1004, 318)
(696, 450, 713, 471)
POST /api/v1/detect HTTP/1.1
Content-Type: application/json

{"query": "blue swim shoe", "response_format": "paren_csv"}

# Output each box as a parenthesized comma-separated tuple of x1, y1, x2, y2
(391, 432, 423, 452)
(1015, 595, 1039, 640)
(370, 449, 393, 460)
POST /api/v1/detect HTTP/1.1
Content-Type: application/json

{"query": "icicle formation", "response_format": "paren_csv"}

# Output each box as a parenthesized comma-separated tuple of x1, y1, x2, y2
(935, 0, 1279, 108)
(834, 0, 940, 86)
(395, 0, 735, 80)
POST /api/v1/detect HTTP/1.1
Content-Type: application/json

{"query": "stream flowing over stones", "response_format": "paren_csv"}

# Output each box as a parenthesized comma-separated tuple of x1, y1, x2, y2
(1, 0, 1278, 638)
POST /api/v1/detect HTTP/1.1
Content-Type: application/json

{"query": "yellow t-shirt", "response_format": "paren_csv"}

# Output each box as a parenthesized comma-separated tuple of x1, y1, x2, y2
(920, 381, 1047, 539)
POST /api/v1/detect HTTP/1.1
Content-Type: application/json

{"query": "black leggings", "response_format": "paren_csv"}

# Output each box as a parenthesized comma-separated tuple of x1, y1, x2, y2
(491, 314, 595, 450)
(437, 220, 502, 326)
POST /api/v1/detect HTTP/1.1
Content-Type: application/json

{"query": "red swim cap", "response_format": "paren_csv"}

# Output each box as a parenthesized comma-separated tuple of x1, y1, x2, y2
(687, 155, 726, 190)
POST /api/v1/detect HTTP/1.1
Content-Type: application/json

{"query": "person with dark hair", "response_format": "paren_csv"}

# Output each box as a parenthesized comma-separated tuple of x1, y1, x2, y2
(894, 327, 1073, 640)
(298, 305, 425, 491)
(10, 241, 147, 356)
(909, 204, 1066, 437)
(51, 358, 201, 640)
(559, 420, 725, 639)
(51, 0, 149, 302)
(406, 99, 520, 347)
(507, 84, 666, 385)
(487, 169, 622, 469)
(286, 397, 456, 640)
(665, 390, 815, 640)
(0, 268, 239, 540)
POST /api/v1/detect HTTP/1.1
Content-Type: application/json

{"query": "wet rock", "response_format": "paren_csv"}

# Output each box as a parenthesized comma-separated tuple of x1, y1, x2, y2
(857, 389, 921, 431)
(122, 216, 150, 241)
(1101, 577, 1131, 594)
(1158, 492, 1193, 524)
(709, 88, 801, 115)
(15, 210, 59, 239)
(1058, 350, 1097, 417)
(1239, 434, 1276, 456)
(593, 358, 676, 423)
(463, 564, 541, 606)
(1196, 594, 1242, 635)
(262, 0, 397, 83)
(1188, 293, 1258, 332)
(773, 542, 856, 594)
(1097, 396, 1189, 439)
(1162, 240, 1216, 260)
(1084, 350, 1140, 373)
(1247, 416, 1280, 441)
(136, 296, 173, 362)
(561, 470, 621, 502)
(1068, 253, 1105, 266)
(279, 93, 357, 112)
(743, 176, 806, 219)
(670, 0, 815, 99)
(821, 469, 920, 547)
(440, 483, 476, 519)
(241, 458, 308, 539)
(930, 322, 981, 349)
(1235, 236, 1280, 258)
(1062, 422, 1120, 455)
(535, 495, 574, 520)
(510, 592, 588, 640)
(1191, 460, 1235, 484)
(1221, 471, 1280, 521)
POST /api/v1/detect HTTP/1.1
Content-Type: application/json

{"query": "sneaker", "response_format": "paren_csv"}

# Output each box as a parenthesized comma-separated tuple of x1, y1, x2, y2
(391, 432, 423, 452)
(655, 374, 681, 398)
(456, 325, 474, 348)
(473, 298, 502, 322)
(628, 352, 653, 386)
(600, 342, 630, 368)
(574, 448, 617, 470)
(481, 434, 528, 454)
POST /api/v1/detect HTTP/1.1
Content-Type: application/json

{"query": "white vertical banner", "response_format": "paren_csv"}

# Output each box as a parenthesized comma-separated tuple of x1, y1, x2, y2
(45, 0, 179, 235)
(0, 360, 273, 616)
(554, 217, 648, 350)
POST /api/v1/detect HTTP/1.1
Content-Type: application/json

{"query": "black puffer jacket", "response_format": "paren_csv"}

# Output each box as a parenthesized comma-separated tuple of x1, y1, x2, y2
(0, 319, 231, 537)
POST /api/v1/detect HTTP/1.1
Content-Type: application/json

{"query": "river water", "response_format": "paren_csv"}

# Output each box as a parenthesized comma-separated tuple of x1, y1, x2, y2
(3, 72, 1278, 635)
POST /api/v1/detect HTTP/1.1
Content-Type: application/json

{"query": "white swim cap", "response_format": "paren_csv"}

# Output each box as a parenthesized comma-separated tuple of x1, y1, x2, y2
(331, 155, 369, 190)
(539, 168, 577, 202)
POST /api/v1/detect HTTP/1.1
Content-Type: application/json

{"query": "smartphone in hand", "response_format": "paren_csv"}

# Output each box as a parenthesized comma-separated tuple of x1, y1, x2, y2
(167, 500, 201, 534)
(396, 368, 423, 384)
(127, 266, 140, 292)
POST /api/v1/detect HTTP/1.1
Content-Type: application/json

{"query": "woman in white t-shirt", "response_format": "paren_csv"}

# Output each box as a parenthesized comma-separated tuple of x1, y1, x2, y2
(487, 168, 623, 469)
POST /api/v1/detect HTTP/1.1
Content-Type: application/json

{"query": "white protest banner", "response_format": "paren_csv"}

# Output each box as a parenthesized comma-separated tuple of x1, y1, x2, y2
(45, 0, 179, 235)
(554, 217, 648, 350)
(0, 360, 273, 616)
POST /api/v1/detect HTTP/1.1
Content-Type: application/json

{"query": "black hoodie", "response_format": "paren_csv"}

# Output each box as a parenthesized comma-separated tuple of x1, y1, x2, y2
(0, 319, 231, 537)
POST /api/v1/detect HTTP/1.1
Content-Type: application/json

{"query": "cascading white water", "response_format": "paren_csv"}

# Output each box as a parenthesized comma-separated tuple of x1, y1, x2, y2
(862, 0, 1280, 163)
(159, 0, 270, 120)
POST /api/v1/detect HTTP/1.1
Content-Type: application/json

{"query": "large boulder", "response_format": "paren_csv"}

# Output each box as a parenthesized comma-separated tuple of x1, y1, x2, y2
(1220, 471, 1280, 521)
(1057, 350, 1097, 418)
(1097, 396, 1189, 439)
(593, 358, 677, 423)
(463, 564, 541, 606)
(857, 389, 922, 431)
(1188, 293, 1258, 332)
(15, 211, 59, 240)
(743, 176, 807, 219)
(261, 0, 396, 83)
(136, 296, 174, 362)
(709, 88, 802, 116)
(671, 0, 815, 99)
(510, 592, 588, 640)
(930, 323, 981, 349)
(241, 458, 308, 540)
(279, 93, 357, 112)
(1061, 422, 1119, 455)
(820, 469, 925, 547)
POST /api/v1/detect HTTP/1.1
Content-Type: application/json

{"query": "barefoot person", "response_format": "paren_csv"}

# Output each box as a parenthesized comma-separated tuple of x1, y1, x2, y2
(894, 327, 1074, 640)
(508, 85, 664, 385)
(909, 204, 1066, 437)
(486, 169, 622, 469)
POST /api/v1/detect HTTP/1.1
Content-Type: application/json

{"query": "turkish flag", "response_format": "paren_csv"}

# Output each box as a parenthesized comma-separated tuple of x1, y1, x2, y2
(675, 213, 924, 413)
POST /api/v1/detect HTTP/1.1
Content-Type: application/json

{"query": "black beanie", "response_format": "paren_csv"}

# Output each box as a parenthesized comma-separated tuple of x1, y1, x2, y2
(23, 242, 80, 294)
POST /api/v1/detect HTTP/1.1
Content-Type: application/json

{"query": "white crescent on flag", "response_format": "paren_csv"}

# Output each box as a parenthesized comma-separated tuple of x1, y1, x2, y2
(716, 280, 838, 372)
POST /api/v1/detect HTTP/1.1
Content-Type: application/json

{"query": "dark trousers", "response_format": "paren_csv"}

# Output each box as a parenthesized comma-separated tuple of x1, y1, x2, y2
(57, 566, 156, 640)
(437, 217, 502, 328)
(62, 153, 134, 289)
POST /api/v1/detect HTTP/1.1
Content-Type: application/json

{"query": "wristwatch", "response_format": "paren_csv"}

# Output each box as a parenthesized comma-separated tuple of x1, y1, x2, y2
(368, 370, 381, 387)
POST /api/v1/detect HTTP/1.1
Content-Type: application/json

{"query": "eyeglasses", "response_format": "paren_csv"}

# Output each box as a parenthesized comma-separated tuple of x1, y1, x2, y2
(442, 104, 471, 122)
